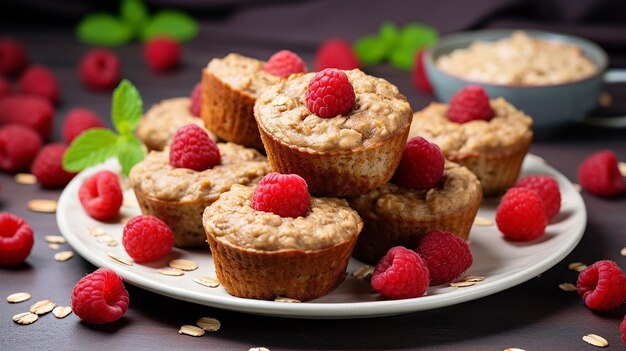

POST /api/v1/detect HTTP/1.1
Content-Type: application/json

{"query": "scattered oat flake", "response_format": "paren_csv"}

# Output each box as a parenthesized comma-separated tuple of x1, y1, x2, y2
(473, 216, 493, 226)
(169, 259, 198, 271)
(7, 292, 31, 303)
(54, 251, 74, 262)
(559, 283, 577, 292)
(12, 312, 38, 325)
(178, 325, 205, 337)
(87, 226, 106, 237)
(27, 199, 57, 213)
(45, 235, 66, 244)
(97, 234, 118, 246)
(568, 262, 587, 272)
(30, 299, 56, 315)
(196, 317, 221, 332)
(504, 348, 526, 351)
(159, 268, 185, 276)
(52, 306, 72, 319)
(573, 183, 582, 192)
(249, 348, 270, 351)
(464, 275, 485, 282)
(193, 276, 220, 288)
(450, 280, 476, 288)
(274, 297, 301, 303)
(352, 265, 374, 280)
(107, 252, 133, 266)
(619, 161, 626, 177)
(621, 247, 626, 256)
(582, 334, 608, 348)
(47, 243, 59, 250)
(15, 173, 37, 185)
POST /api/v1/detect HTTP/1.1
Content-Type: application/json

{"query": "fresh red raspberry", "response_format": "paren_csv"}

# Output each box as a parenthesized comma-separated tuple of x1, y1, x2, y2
(169, 124, 220, 171)
(265, 50, 307, 78)
(189, 82, 202, 117)
(514, 175, 561, 220)
(305, 68, 355, 118)
(0, 124, 42, 173)
(0, 95, 54, 139)
(621, 314, 626, 345)
(393, 136, 445, 190)
(17, 65, 60, 104)
(144, 37, 180, 72)
(0, 37, 28, 76)
(447, 85, 494, 124)
(78, 48, 121, 90)
(577, 260, 626, 311)
(412, 49, 433, 94)
(79, 170, 123, 221)
(251, 172, 310, 218)
(71, 268, 129, 324)
(62, 107, 106, 144)
(371, 246, 430, 299)
(577, 150, 625, 197)
(31, 144, 77, 188)
(495, 187, 547, 241)
(0, 212, 34, 266)
(0, 76, 11, 98)
(314, 39, 360, 71)
(122, 215, 174, 263)
(416, 230, 473, 285)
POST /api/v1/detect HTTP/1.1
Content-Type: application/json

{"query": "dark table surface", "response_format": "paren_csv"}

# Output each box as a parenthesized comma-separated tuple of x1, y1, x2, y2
(2, 1, 626, 350)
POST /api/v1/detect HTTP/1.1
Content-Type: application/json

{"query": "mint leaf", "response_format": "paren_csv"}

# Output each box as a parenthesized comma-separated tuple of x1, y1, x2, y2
(76, 13, 133, 46)
(354, 36, 387, 66)
(62, 128, 120, 172)
(389, 46, 416, 71)
(399, 23, 438, 51)
(117, 135, 145, 175)
(379, 21, 399, 49)
(121, 0, 149, 33)
(112, 79, 143, 136)
(140, 10, 199, 42)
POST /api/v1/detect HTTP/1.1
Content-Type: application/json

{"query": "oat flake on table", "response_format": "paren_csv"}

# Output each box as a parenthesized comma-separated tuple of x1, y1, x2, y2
(582, 334, 608, 348)
(27, 199, 58, 213)
(196, 317, 221, 332)
(14, 173, 37, 185)
(178, 325, 205, 337)
(29, 299, 56, 315)
(7, 292, 31, 303)
(12, 312, 38, 325)
(44, 235, 66, 244)
(52, 306, 72, 319)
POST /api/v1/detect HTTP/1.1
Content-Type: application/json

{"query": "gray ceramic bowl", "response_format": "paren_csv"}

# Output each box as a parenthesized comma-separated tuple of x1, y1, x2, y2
(424, 29, 625, 134)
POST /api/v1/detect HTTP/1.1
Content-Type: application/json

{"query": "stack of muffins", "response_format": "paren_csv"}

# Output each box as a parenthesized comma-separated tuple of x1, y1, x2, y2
(131, 51, 533, 302)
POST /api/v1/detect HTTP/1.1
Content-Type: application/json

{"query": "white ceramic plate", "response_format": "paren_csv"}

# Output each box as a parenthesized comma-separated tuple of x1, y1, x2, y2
(57, 155, 586, 319)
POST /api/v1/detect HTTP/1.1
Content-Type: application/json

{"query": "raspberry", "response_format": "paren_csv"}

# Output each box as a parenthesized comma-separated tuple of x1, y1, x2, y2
(17, 65, 60, 104)
(371, 246, 430, 299)
(169, 124, 220, 171)
(0, 76, 11, 98)
(0, 124, 42, 173)
(314, 39, 360, 71)
(251, 172, 310, 218)
(78, 48, 121, 90)
(122, 215, 174, 263)
(71, 268, 129, 324)
(305, 68, 355, 118)
(393, 136, 444, 190)
(264, 50, 307, 78)
(31, 144, 77, 188)
(514, 175, 561, 220)
(577, 150, 625, 197)
(416, 230, 473, 285)
(0, 95, 54, 139)
(495, 187, 548, 241)
(412, 49, 433, 94)
(79, 170, 123, 221)
(0, 212, 34, 266)
(621, 315, 626, 345)
(189, 82, 202, 117)
(447, 85, 494, 124)
(577, 260, 626, 311)
(0, 37, 28, 76)
(144, 37, 180, 72)
(62, 107, 106, 144)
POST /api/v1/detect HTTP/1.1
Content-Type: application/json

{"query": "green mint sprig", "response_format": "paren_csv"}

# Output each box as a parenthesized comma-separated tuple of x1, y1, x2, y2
(63, 79, 145, 176)
(76, 0, 199, 46)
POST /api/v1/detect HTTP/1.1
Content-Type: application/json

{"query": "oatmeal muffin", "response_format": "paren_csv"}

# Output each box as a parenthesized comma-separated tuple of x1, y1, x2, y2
(254, 69, 413, 197)
(129, 143, 271, 248)
(409, 97, 533, 195)
(348, 161, 481, 264)
(203, 184, 363, 301)
(201, 53, 280, 150)
(136, 97, 215, 151)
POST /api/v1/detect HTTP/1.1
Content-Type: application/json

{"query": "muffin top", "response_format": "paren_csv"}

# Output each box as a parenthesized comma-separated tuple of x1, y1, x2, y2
(130, 142, 271, 202)
(408, 97, 533, 155)
(254, 69, 413, 152)
(136, 98, 215, 151)
(348, 161, 482, 221)
(206, 53, 280, 98)
(203, 184, 363, 251)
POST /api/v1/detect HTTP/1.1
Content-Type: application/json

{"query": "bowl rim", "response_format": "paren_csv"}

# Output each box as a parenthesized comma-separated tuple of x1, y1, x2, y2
(425, 28, 608, 89)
